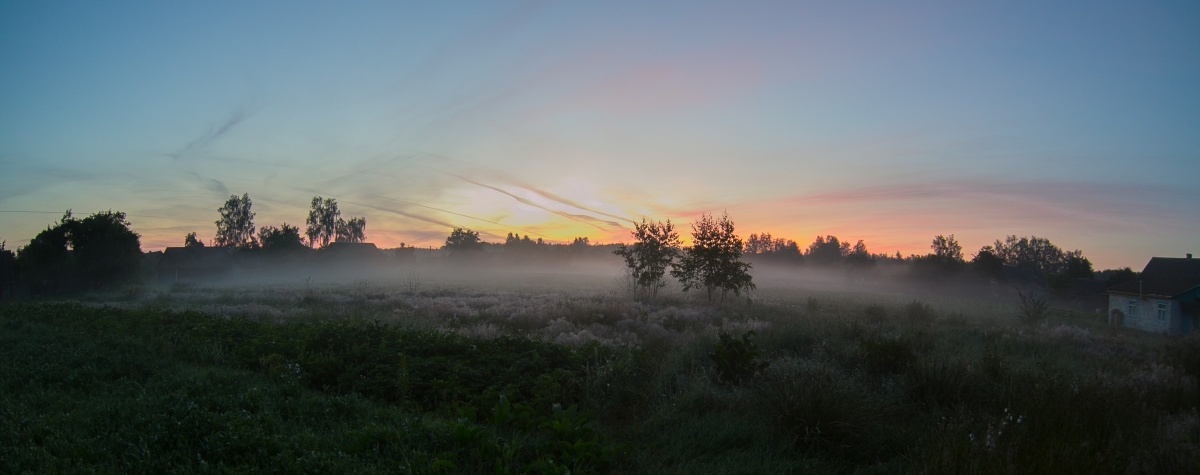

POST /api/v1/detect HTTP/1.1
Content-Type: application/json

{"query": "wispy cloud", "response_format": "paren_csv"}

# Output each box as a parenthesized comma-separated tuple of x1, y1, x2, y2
(167, 105, 257, 161)
(185, 171, 229, 196)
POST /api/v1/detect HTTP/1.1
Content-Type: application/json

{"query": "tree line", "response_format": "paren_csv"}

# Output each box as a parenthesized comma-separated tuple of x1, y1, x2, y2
(0, 198, 1137, 299)
(186, 193, 367, 251)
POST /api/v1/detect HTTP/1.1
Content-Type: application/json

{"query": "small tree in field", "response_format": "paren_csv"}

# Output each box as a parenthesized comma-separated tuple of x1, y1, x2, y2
(672, 212, 754, 303)
(613, 218, 681, 299)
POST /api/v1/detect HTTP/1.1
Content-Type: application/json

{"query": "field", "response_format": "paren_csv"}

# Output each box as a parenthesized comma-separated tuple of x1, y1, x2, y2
(2, 265, 1198, 474)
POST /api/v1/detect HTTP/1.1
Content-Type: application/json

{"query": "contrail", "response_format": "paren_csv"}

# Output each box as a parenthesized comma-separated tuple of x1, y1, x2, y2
(449, 174, 620, 230)
(515, 182, 636, 225)
(346, 192, 549, 238)
(413, 154, 635, 227)
(168, 106, 256, 161)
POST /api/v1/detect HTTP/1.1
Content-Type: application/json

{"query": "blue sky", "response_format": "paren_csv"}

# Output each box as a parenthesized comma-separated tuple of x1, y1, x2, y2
(1, 1, 1197, 269)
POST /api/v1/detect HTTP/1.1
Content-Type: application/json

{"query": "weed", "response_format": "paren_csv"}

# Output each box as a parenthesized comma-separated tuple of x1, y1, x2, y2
(1016, 289, 1049, 325)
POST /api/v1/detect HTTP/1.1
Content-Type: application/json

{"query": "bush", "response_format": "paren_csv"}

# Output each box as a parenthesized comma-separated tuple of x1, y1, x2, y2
(712, 331, 767, 385)
(1017, 290, 1049, 325)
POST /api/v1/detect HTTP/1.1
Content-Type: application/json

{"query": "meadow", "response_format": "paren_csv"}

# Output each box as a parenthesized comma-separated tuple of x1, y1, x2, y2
(1, 265, 1197, 473)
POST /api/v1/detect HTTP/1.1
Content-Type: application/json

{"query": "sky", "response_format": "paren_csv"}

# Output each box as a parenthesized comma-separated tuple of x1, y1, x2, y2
(1, 1, 1197, 270)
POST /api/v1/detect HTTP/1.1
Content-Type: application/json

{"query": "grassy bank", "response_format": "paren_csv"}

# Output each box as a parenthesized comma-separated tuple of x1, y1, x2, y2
(2, 284, 1197, 473)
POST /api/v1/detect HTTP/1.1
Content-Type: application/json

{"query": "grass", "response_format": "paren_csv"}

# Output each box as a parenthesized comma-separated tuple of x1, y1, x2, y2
(2, 278, 1198, 473)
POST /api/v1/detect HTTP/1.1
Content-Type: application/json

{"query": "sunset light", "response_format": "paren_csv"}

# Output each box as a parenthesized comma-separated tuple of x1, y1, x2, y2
(2, 2, 1197, 268)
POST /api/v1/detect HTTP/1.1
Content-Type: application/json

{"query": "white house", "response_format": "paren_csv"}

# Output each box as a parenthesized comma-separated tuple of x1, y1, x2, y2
(1107, 255, 1200, 335)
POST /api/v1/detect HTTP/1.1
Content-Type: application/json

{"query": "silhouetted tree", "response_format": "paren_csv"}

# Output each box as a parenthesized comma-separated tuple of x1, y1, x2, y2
(66, 210, 142, 288)
(444, 228, 482, 251)
(931, 234, 963, 263)
(335, 216, 367, 243)
(1062, 250, 1093, 279)
(845, 239, 873, 267)
(0, 241, 17, 299)
(806, 235, 850, 265)
(970, 245, 1005, 279)
(16, 217, 71, 294)
(914, 234, 965, 276)
(214, 193, 256, 248)
(991, 235, 1070, 276)
(744, 233, 803, 263)
(614, 219, 681, 299)
(745, 232, 775, 255)
(1099, 267, 1137, 287)
(184, 232, 205, 248)
(16, 210, 141, 292)
(306, 196, 340, 248)
(672, 212, 754, 303)
(258, 224, 307, 252)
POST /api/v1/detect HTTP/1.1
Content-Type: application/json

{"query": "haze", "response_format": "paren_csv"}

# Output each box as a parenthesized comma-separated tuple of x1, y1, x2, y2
(2, 1, 1197, 269)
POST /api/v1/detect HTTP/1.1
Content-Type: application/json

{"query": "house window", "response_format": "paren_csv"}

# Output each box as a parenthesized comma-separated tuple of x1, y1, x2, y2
(1128, 299, 1138, 319)
(1156, 302, 1168, 322)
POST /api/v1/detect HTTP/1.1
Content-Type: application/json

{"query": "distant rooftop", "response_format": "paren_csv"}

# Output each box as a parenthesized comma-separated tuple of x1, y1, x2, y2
(1108, 256, 1200, 298)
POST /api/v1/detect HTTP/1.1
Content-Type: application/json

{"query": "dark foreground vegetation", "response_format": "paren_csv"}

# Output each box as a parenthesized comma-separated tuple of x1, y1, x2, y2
(3, 287, 1197, 473)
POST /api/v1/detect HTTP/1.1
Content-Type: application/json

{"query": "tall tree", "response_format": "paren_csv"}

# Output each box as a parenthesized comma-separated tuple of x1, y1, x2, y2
(671, 212, 754, 302)
(305, 196, 340, 248)
(335, 216, 367, 243)
(613, 219, 681, 299)
(214, 193, 256, 248)
(931, 234, 963, 262)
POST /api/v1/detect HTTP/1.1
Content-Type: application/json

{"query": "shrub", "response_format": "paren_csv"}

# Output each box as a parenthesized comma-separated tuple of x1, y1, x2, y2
(712, 331, 767, 385)
(1017, 290, 1049, 325)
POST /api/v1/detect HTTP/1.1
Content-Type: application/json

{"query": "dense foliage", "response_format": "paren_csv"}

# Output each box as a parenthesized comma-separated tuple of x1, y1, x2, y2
(12, 211, 141, 293)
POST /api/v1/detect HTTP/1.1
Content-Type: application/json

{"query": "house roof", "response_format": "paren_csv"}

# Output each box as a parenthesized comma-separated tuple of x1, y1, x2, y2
(1108, 257, 1200, 298)
(158, 246, 237, 269)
